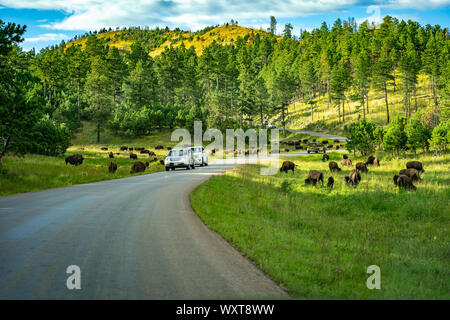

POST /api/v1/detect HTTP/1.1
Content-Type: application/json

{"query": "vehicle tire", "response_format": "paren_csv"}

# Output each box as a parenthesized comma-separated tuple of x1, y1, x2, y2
(200, 162, 204, 167)
(171, 167, 175, 171)
(205, 162, 208, 166)
(307, 150, 310, 154)
(165, 167, 169, 171)
(186, 165, 190, 170)
(191, 164, 195, 169)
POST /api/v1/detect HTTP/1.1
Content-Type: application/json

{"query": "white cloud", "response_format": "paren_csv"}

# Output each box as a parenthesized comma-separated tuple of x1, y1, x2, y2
(1, 0, 449, 32)
(23, 33, 68, 42)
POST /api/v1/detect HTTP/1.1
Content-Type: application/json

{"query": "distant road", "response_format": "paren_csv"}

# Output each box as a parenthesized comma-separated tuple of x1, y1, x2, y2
(286, 128, 347, 142)
(0, 164, 287, 299)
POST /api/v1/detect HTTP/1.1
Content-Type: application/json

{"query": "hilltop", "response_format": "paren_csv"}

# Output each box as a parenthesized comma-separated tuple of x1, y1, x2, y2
(65, 24, 278, 56)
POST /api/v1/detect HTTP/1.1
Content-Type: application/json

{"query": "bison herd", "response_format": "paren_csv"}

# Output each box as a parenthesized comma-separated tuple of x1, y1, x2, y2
(280, 155, 425, 192)
(65, 144, 168, 175)
(281, 138, 346, 151)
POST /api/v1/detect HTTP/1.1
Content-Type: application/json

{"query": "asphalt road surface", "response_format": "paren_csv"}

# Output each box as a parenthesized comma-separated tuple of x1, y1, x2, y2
(0, 163, 288, 299)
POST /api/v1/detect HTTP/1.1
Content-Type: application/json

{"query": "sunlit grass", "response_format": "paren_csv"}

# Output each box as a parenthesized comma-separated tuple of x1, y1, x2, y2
(191, 152, 450, 299)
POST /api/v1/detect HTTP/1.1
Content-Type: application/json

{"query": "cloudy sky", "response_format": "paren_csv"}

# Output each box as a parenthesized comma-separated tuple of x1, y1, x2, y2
(1, 0, 449, 51)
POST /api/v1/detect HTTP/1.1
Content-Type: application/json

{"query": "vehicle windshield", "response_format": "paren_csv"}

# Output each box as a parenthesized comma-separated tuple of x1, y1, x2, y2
(168, 149, 185, 157)
(191, 147, 202, 153)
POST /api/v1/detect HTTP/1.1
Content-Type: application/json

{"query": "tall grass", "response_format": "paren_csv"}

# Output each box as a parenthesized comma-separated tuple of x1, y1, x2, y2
(191, 153, 450, 299)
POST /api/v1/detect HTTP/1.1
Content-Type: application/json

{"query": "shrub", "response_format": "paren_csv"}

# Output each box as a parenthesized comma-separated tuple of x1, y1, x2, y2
(346, 120, 377, 156)
(405, 110, 431, 154)
(429, 120, 449, 155)
(383, 115, 408, 156)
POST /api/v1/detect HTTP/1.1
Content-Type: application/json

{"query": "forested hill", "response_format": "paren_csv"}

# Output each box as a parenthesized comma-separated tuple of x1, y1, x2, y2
(2, 16, 449, 158)
(64, 24, 278, 56)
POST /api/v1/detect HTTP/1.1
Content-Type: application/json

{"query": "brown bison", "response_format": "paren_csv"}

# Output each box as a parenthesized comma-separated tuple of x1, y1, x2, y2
(108, 162, 117, 173)
(155, 145, 164, 150)
(280, 161, 296, 174)
(345, 169, 361, 187)
(148, 151, 156, 157)
(322, 154, 330, 162)
(295, 145, 303, 150)
(333, 139, 340, 143)
(305, 170, 324, 186)
(341, 159, 352, 166)
(356, 162, 368, 173)
(109, 152, 114, 159)
(65, 154, 84, 166)
(281, 148, 290, 152)
(393, 174, 416, 191)
(329, 161, 341, 172)
(145, 162, 149, 168)
(327, 176, 334, 190)
(130, 161, 147, 174)
(406, 161, 424, 173)
(366, 155, 376, 165)
(100, 147, 108, 151)
(399, 168, 421, 182)
(343, 154, 348, 159)
(150, 157, 158, 162)
(322, 140, 328, 145)
(140, 150, 150, 154)
(159, 160, 164, 165)
(129, 147, 134, 151)
(130, 153, 137, 160)
(167, 147, 172, 150)
(120, 146, 128, 151)
(302, 139, 308, 143)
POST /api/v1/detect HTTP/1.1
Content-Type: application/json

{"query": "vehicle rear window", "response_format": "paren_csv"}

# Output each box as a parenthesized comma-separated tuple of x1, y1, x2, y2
(169, 150, 185, 156)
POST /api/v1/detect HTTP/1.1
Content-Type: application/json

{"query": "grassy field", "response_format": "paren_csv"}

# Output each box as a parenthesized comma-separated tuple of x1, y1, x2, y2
(190, 152, 450, 299)
(0, 123, 180, 196)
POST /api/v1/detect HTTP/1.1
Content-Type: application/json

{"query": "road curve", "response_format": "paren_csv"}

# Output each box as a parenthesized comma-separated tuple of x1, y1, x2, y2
(0, 164, 287, 299)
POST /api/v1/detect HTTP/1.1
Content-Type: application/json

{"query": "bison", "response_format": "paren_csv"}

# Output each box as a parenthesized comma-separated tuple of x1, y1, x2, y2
(140, 150, 150, 154)
(159, 160, 164, 165)
(120, 146, 128, 151)
(393, 174, 416, 191)
(155, 145, 164, 150)
(65, 154, 84, 166)
(305, 170, 324, 186)
(343, 154, 348, 159)
(356, 162, 368, 173)
(341, 159, 352, 166)
(345, 169, 361, 187)
(108, 162, 117, 173)
(145, 162, 149, 168)
(129, 147, 134, 151)
(130, 153, 137, 160)
(109, 152, 114, 159)
(281, 148, 290, 152)
(322, 154, 330, 162)
(280, 161, 296, 174)
(148, 151, 156, 157)
(100, 147, 108, 151)
(406, 161, 424, 173)
(327, 176, 334, 190)
(329, 161, 341, 172)
(399, 168, 421, 182)
(130, 161, 147, 174)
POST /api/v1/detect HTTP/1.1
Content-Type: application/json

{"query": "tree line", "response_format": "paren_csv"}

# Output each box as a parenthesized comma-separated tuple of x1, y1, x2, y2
(1, 16, 449, 160)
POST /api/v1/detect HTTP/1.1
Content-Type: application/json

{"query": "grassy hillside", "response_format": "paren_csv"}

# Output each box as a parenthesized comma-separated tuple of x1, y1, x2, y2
(285, 73, 435, 135)
(191, 153, 450, 299)
(66, 25, 277, 57)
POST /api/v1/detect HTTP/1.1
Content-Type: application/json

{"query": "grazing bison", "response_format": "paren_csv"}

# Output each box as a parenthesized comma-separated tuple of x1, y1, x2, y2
(327, 176, 334, 190)
(145, 162, 149, 168)
(109, 152, 114, 159)
(406, 161, 425, 173)
(295, 145, 303, 150)
(280, 161, 296, 174)
(135, 147, 144, 151)
(148, 151, 156, 157)
(393, 174, 416, 191)
(130, 153, 137, 160)
(302, 139, 308, 143)
(129, 147, 134, 151)
(150, 157, 158, 162)
(343, 154, 348, 159)
(399, 168, 421, 182)
(100, 147, 108, 151)
(159, 160, 164, 165)
(329, 161, 341, 172)
(333, 139, 340, 143)
(108, 162, 117, 173)
(356, 162, 368, 173)
(341, 159, 352, 166)
(322, 140, 328, 145)
(345, 169, 361, 187)
(305, 170, 324, 186)
(140, 150, 150, 154)
(322, 154, 330, 162)
(120, 146, 128, 151)
(335, 145, 340, 150)
(155, 145, 164, 150)
(130, 161, 147, 174)
(65, 154, 84, 166)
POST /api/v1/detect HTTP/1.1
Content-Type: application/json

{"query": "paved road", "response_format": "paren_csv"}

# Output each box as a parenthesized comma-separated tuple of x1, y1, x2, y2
(0, 164, 288, 299)
(286, 129, 347, 142)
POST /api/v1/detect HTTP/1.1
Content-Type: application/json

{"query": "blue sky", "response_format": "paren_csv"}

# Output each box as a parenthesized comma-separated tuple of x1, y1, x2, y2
(1, 0, 449, 52)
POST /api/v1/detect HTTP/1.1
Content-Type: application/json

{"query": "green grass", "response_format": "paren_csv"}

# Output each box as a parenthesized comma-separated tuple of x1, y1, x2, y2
(0, 122, 178, 196)
(190, 152, 450, 299)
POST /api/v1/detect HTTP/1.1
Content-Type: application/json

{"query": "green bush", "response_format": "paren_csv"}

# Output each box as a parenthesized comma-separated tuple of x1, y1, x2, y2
(383, 115, 408, 155)
(345, 119, 377, 156)
(429, 120, 449, 155)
